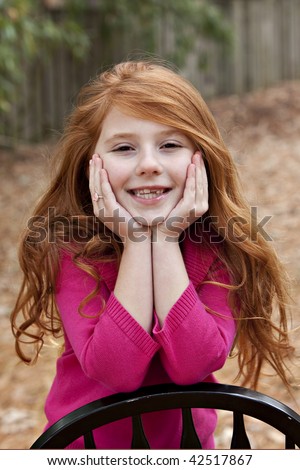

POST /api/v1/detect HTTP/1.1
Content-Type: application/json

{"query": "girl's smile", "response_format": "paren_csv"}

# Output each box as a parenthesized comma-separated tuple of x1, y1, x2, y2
(128, 186, 171, 204)
(94, 106, 195, 225)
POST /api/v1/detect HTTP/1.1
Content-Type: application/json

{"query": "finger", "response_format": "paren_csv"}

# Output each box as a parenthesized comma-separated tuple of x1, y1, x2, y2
(91, 155, 108, 207)
(89, 156, 105, 220)
(195, 155, 209, 213)
(179, 163, 196, 212)
(192, 150, 202, 167)
(93, 154, 103, 201)
(99, 168, 117, 203)
(185, 163, 196, 196)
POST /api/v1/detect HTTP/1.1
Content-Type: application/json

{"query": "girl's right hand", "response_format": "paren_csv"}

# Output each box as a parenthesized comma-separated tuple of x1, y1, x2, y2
(89, 154, 150, 244)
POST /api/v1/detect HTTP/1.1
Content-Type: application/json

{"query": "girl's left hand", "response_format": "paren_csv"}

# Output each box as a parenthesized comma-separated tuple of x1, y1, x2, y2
(154, 151, 208, 240)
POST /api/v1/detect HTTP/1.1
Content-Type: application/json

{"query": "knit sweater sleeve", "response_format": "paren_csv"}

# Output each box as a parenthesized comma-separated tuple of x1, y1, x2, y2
(152, 257, 236, 385)
(55, 253, 159, 393)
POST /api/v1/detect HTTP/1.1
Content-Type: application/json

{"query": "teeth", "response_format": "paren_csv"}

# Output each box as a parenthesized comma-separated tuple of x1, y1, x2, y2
(132, 188, 166, 199)
(137, 189, 151, 194)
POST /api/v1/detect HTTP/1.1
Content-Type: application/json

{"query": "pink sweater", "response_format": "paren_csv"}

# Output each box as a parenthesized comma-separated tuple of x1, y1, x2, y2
(44, 235, 236, 449)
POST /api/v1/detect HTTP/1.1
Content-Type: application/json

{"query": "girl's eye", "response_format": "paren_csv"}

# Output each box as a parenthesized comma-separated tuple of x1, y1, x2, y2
(112, 145, 134, 152)
(161, 142, 181, 149)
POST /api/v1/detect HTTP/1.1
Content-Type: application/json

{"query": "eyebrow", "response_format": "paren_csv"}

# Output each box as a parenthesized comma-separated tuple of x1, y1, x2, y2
(104, 130, 185, 145)
(104, 133, 136, 145)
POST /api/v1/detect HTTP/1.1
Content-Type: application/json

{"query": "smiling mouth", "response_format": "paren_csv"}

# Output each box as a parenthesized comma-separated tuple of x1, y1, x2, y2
(128, 188, 171, 199)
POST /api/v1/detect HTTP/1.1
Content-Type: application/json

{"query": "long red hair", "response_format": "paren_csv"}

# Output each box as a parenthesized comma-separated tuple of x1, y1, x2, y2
(11, 60, 294, 389)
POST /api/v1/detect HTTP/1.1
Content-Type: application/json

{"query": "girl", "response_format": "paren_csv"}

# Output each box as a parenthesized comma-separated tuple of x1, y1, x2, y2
(11, 60, 294, 449)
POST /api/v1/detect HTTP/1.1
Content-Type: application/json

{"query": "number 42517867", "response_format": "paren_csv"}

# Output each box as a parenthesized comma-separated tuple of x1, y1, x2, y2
(188, 454, 253, 466)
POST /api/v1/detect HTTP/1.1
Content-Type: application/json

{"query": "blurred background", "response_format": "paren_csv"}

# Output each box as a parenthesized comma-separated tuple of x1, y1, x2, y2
(1, 0, 300, 449)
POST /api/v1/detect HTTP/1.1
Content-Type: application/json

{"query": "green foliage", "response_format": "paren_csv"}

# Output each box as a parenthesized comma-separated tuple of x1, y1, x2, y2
(0, 0, 232, 134)
(92, 0, 233, 66)
(0, 0, 89, 114)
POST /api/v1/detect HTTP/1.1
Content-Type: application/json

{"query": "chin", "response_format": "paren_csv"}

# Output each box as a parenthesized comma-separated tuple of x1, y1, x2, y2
(135, 209, 171, 227)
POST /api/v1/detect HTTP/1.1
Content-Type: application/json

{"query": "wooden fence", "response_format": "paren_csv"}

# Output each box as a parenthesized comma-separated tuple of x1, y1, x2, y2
(2, 0, 300, 142)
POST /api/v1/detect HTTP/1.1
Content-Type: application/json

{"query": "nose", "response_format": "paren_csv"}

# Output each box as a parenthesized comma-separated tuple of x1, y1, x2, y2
(135, 148, 163, 176)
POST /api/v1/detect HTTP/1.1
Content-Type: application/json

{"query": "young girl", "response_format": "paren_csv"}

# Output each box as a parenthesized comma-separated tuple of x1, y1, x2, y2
(11, 60, 294, 449)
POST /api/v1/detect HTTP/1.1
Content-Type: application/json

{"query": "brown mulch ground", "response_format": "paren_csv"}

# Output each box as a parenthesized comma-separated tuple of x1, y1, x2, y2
(1, 81, 300, 449)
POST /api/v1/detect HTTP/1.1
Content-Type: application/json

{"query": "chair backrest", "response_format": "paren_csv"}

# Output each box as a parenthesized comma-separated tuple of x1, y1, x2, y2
(30, 382, 300, 449)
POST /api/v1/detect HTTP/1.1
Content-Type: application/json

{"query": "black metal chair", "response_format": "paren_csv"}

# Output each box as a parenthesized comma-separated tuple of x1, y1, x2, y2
(30, 382, 300, 449)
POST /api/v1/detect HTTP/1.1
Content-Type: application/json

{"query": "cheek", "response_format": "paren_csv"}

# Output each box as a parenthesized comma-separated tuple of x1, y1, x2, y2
(173, 164, 189, 189)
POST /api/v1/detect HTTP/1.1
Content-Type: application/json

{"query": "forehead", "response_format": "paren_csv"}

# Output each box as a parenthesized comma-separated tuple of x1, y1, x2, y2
(99, 106, 179, 140)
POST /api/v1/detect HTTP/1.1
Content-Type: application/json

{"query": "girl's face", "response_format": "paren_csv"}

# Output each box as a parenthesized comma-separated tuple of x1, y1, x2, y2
(94, 106, 195, 226)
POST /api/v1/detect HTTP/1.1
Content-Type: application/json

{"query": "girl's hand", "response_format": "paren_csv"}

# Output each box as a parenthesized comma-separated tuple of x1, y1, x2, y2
(89, 154, 150, 244)
(153, 152, 208, 241)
